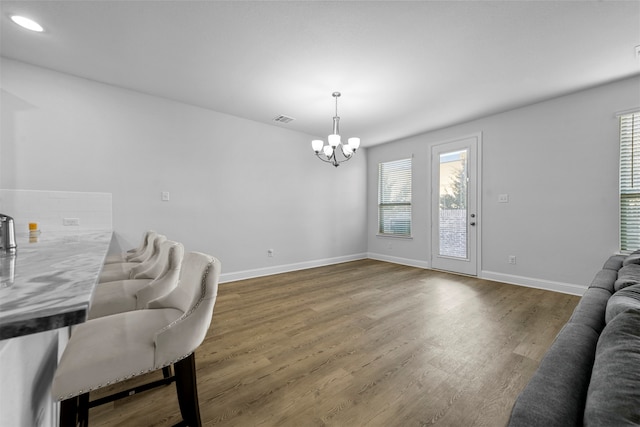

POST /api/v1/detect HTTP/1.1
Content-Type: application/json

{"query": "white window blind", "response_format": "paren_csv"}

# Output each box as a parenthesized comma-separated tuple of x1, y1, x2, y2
(620, 112, 640, 252)
(378, 158, 412, 236)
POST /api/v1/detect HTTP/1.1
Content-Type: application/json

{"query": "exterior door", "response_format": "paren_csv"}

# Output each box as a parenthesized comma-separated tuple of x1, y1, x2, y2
(431, 135, 479, 275)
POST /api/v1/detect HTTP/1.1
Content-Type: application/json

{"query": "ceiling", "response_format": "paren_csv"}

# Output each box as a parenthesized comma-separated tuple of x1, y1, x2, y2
(1, 1, 639, 147)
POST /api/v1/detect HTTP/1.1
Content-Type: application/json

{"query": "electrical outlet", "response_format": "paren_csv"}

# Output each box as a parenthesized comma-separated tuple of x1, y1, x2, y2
(498, 194, 509, 203)
(508, 255, 517, 265)
(267, 249, 274, 257)
(63, 218, 80, 226)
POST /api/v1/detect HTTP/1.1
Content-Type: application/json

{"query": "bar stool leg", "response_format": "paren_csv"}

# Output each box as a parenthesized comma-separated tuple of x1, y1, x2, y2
(78, 393, 90, 427)
(174, 353, 202, 427)
(60, 396, 78, 427)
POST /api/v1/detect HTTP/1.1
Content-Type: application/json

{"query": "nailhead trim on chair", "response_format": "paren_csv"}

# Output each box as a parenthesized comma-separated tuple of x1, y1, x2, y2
(56, 260, 214, 401)
(156, 260, 213, 336)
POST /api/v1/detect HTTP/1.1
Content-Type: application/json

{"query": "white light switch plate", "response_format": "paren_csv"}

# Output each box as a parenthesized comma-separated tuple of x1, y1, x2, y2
(498, 194, 509, 203)
(161, 191, 170, 201)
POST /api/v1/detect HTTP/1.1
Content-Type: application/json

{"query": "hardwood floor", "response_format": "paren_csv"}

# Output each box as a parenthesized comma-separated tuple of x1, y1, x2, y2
(89, 259, 579, 426)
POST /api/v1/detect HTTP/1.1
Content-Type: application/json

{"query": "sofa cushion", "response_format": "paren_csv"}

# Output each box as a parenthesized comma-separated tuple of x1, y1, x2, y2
(588, 269, 617, 293)
(623, 253, 640, 266)
(603, 254, 625, 271)
(508, 323, 600, 427)
(584, 308, 640, 426)
(568, 287, 611, 333)
(614, 264, 640, 292)
(605, 284, 640, 324)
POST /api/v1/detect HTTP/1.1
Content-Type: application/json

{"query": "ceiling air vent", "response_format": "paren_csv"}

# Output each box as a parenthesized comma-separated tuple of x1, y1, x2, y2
(273, 115, 295, 124)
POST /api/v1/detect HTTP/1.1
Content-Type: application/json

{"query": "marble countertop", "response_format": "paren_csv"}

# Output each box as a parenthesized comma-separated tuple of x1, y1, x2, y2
(0, 230, 112, 339)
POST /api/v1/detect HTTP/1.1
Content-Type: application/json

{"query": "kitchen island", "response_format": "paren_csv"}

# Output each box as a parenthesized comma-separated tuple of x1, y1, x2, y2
(0, 230, 111, 339)
(0, 229, 111, 426)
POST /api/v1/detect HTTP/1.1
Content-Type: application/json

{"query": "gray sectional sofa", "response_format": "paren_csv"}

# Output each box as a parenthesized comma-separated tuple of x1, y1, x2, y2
(508, 254, 640, 426)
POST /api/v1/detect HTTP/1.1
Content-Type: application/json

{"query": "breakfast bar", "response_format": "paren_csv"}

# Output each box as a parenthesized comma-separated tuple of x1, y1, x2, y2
(0, 230, 112, 339)
(0, 229, 111, 426)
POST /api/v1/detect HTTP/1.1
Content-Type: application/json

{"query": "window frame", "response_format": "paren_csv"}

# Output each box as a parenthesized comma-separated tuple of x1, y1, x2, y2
(620, 111, 640, 253)
(377, 157, 412, 238)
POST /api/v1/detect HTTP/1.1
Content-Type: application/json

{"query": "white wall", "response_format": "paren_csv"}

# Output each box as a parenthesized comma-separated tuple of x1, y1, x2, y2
(3, 57, 638, 293)
(0, 58, 368, 281)
(367, 76, 640, 294)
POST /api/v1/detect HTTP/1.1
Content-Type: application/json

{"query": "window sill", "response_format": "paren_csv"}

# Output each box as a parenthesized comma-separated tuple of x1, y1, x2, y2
(376, 234, 413, 240)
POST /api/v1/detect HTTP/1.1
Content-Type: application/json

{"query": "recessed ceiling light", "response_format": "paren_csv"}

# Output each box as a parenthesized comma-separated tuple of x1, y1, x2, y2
(10, 15, 44, 32)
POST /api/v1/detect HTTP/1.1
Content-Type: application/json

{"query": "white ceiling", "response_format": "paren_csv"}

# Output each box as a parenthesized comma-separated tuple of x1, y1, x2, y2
(1, 1, 639, 146)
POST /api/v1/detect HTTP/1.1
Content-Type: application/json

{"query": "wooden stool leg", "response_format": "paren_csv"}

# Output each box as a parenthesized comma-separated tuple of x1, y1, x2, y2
(78, 393, 90, 427)
(174, 353, 201, 427)
(60, 396, 78, 427)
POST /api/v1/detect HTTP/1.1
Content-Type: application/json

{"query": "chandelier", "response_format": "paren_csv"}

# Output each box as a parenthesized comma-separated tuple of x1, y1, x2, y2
(311, 92, 360, 167)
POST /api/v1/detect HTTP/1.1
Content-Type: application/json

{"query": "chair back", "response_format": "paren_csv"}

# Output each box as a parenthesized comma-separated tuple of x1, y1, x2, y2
(135, 241, 184, 309)
(126, 230, 155, 259)
(128, 234, 166, 278)
(150, 252, 221, 368)
(127, 230, 157, 262)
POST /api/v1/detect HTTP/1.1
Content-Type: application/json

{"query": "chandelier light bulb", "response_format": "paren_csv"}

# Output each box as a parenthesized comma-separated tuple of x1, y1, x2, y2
(348, 137, 360, 151)
(311, 140, 324, 153)
(328, 134, 341, 148)
(323, 145, 334, 157)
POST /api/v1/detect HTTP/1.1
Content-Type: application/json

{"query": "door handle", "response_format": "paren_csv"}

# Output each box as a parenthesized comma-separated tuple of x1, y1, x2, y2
(470, 222, 476, 226)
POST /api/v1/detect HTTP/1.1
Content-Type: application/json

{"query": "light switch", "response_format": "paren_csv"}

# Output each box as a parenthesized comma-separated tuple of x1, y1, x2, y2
(498, 194, 509, 203)
(161, 191, 170, 201)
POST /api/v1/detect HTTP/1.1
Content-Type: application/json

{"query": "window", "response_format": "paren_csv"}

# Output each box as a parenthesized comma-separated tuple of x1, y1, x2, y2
(620, 111, 640, 252)
(378, 158, 412, 236)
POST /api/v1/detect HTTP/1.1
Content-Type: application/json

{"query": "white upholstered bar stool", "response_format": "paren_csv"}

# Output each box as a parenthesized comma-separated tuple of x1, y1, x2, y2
(52, 252, 221, 427)
(98, 234, 166, 283)
(88, 240, 184, 320)
(103, 230, 155, 265)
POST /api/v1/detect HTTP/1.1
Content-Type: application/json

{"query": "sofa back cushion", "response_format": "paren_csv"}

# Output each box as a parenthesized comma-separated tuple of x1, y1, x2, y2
(584, 308, 640, 426)
(605, 284, 640, 324)
(614, 264, 640, 292)
(568, 287, 611, 333)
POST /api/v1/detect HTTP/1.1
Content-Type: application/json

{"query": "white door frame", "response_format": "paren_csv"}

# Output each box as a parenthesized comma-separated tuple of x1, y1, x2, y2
(430, 132, 482, 276)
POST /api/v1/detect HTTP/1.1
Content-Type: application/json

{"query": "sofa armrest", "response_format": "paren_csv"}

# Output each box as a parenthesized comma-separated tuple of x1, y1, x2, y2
(508, 323, 600, 427)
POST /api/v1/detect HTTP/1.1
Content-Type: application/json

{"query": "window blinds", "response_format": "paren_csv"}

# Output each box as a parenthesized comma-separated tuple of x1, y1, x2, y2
(378, 158, 412, 236)
(620, 112, 640, 251)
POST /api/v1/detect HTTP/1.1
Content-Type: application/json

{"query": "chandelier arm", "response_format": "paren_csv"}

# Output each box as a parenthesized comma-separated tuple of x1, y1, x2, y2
(315, 152, 335, 164)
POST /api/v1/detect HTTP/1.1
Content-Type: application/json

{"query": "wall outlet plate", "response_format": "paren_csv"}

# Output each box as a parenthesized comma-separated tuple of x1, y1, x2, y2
(63, 218, 80, 226)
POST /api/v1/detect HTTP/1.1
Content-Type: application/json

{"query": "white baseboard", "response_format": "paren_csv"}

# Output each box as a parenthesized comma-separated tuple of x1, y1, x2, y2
(480, 270, 587, 296)
(220, 253, 587, 297)
(366, 252, 430, 269)
(219, 253, 368, 283)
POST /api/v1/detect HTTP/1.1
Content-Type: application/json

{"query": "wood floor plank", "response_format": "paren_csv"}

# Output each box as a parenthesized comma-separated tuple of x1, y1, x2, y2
(88, 259, 579, 427)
